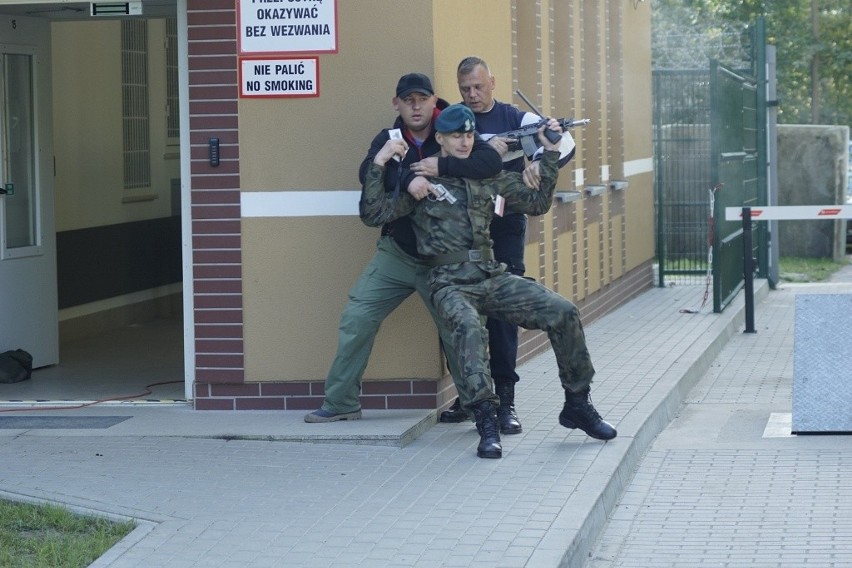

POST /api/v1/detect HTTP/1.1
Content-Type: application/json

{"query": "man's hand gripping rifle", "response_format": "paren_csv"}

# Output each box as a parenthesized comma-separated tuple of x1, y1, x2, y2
(497, 90, 590, 157)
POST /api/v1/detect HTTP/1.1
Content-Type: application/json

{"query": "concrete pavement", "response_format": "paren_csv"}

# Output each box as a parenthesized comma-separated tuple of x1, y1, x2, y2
(1, 267, 848, 567)
(588, 266, 852, 568)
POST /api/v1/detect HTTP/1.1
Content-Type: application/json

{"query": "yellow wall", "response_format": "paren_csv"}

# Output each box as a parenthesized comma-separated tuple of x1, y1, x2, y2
(52, 20, 179, 231)
(239, 1, 434, 191)
(431, 1, 513, 104)
(622, 5, 656, 267)
(240, 0, 440, 381)
(242, 0, 655, 383)
(242, 219, 442, 381)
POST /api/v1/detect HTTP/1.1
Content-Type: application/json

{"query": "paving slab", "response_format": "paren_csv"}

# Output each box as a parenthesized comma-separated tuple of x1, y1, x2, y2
(588, 277, 852, 568)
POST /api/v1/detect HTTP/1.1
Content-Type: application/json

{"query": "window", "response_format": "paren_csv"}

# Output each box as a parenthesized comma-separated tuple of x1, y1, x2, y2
(121, 19, 150, 190)
(165, 17, 179, 141)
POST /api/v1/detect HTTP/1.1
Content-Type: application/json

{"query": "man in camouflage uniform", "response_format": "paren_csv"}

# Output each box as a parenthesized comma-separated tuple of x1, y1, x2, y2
(360, 104, 616, 459)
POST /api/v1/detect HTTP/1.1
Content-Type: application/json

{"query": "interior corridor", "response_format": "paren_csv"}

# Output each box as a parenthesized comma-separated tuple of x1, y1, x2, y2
(0, 317, 186, 405)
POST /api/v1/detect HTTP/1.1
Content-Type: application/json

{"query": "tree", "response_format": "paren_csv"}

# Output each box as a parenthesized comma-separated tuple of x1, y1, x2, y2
(652, 0, 851, 126)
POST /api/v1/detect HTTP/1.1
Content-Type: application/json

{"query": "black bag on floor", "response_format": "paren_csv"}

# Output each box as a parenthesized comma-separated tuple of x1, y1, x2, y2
(0, 349, 33, 384)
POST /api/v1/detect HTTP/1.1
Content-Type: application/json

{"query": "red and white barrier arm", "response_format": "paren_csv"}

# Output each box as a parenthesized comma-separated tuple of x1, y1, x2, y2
(724, 205, 852, 221)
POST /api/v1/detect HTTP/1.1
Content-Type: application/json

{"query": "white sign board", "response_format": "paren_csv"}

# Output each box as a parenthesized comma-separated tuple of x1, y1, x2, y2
(240, 57, 319, 98)
(237, 0, 338, 55)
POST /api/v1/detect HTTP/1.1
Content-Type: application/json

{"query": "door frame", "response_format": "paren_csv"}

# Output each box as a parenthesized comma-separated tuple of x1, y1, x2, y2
(0, 19, 58, 369)
(0, 2, 194, 399)
(177, 0, 194, 400)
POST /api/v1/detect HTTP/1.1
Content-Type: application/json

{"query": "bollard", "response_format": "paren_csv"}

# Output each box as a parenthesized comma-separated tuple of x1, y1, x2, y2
(742, 207, 756, 333)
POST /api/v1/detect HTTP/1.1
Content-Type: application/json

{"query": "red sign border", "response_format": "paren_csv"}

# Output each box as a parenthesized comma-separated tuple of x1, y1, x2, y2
(235, 0, 339, 57)
(238, 56, 321, 99)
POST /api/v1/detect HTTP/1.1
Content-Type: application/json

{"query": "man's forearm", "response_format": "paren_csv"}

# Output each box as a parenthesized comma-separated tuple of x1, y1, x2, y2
(503, 151, 560, 216)
(439, 138, 501, 180)
(358, 132, 399, 194)
(534, 151, 560, 212)
(359, 163, 415, 227)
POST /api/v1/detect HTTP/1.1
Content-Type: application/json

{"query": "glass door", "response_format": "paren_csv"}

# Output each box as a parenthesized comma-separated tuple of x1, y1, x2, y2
(1, 51, 39, 257)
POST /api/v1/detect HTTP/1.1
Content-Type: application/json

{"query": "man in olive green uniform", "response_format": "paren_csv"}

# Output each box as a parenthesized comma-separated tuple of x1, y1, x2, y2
(360, 104, 616, 459)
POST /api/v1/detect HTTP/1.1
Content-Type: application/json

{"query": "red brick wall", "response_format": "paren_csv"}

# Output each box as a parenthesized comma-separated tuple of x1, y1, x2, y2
(187, 0, 245, 409)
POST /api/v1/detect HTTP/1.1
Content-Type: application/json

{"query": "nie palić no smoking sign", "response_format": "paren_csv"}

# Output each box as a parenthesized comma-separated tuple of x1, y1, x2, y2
(237, 0, 338, 98)
(240, 57, 320, 98)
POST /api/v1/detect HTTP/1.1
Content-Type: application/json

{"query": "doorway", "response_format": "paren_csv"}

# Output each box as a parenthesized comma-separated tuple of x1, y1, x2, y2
(0, 2, 188, 405)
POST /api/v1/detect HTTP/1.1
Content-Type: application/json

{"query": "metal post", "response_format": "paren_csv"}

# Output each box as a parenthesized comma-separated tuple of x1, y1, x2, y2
(766, 45, 780, 289)
(742, 207, 756, 333)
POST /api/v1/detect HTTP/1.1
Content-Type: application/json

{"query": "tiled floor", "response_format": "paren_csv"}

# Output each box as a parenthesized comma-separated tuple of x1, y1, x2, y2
(0, 317, 186, 404)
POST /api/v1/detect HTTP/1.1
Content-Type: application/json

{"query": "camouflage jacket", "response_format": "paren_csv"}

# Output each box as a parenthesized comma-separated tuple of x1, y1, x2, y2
(360, 150, 559, 289)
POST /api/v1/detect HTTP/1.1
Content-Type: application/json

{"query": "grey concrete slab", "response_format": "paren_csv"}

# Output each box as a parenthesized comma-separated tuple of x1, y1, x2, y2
(792, 293, 852, 433)
(0, 406, 434, 447)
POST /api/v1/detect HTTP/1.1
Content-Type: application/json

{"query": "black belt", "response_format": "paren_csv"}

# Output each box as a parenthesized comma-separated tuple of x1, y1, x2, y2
(426, 247, 494, 267)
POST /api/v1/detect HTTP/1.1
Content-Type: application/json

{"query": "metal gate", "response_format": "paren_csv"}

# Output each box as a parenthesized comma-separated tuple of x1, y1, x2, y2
(710, 61, 764, 312)
(653, 70, 713, 287)
(654, 18, 767, 312)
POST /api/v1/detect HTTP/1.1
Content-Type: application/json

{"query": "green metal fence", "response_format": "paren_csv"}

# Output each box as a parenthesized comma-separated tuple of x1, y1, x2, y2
(653, 70, 713, 288)
(710, 61, 763, 313)
(653, 18, 767, 313)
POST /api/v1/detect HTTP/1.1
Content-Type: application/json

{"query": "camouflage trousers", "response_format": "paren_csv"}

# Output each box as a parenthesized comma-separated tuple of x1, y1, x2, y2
(432, 272, 595, 411)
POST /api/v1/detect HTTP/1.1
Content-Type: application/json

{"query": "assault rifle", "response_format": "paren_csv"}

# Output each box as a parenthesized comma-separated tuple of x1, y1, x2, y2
(498, 117, 591, 156)
(492, 90, 590, 157)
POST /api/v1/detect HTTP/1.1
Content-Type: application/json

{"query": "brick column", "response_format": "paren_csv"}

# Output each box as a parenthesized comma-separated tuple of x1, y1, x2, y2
(187, 0, 245, 408)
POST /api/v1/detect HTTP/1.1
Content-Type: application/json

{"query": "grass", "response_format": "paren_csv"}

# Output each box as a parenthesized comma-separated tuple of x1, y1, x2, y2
(0, 499, 135, 568)
(778, 256, 850, 282)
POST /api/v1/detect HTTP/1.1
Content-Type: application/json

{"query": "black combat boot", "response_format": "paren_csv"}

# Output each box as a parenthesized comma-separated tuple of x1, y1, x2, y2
(559, 387, 617, 440)
(439, 397, 470, 423)
(495, 381, 522, 435)
(471, 401, 502, 458)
